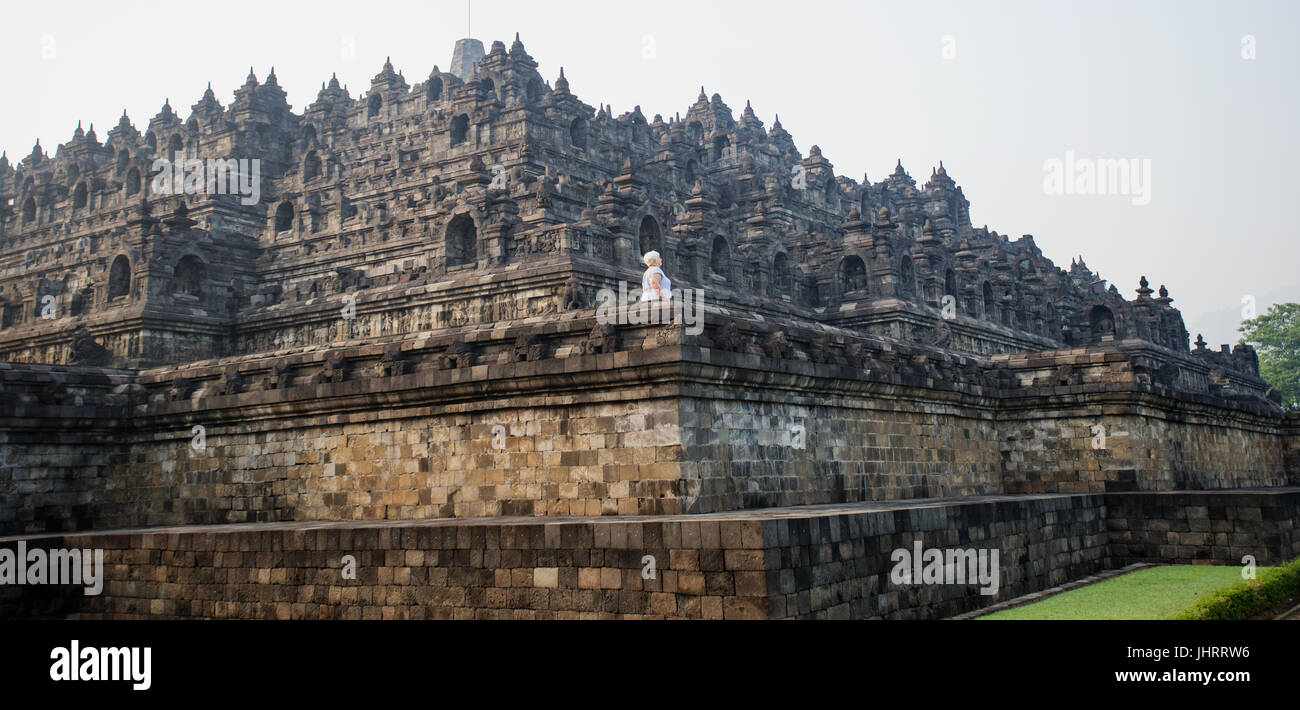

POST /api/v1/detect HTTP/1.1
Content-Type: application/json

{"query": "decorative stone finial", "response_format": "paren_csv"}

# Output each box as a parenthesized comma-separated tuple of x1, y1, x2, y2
(449, 38, 486, 81)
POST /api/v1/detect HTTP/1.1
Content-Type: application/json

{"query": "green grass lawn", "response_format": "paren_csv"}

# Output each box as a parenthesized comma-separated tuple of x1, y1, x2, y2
(980, 565, 1258, 620)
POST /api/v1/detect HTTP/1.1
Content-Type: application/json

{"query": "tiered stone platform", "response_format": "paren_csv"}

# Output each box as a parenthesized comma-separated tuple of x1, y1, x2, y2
(2, 37, 1296, 621)
(5, 489, 1297, 620)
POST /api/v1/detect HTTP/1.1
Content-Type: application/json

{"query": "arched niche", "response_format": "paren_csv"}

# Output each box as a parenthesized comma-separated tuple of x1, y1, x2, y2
(771, 253, 791, 296)
(569, 117, 588, 149)
(451, 114, 470, 147)
(638, 215, 661, 257)
(108, 255, 131, 300)
(898, 256, 915, 300)
(304, 151, 322, 181)
(174, 255, 205, 297)
(274, 201, 294, 232)
(445, 213, 477, 268)
(841, 255, 868, 295)
(1090, 305, 1116, 341)
(125, 168, 141, 197)
(710, 236, 730, 279)
(712, 135, 730, 161)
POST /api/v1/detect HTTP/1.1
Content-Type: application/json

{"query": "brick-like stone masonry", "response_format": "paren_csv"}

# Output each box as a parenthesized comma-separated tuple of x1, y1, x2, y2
(5, 490, 1296, 620)
(1, 37, 1296, 621)
(3, 335, 1295, 536)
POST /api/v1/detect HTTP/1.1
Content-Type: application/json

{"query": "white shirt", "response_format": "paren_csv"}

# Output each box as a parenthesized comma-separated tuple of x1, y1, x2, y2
(641, 266, 672, 301)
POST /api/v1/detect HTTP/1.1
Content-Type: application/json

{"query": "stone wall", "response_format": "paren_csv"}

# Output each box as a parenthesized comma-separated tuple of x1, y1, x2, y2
(998, 411, 1291, 494)
(0, 346, 689, 535)
(2, 329, 1296, 536)
(1105, 490, 1300, 565)
(7, 489, 1296, 620)
(127, 398, 684, 526)
(677, 389, 1004, 512)
(762, 494, 1111, 619)
(0, 517, 774, 620)
(995, 345, 1292, 494)
(1286, 428, 1300, 486)
(0, 429, 119, 534)
(675, 340, 1291, 512)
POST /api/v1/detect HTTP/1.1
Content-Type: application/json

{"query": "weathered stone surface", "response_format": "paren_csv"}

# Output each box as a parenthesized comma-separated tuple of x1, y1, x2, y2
(4, 489, 1295, 620)
(0, 336, 1294, 536)
(0, 38, 1295, 621)
(0, 38, 1265, 381)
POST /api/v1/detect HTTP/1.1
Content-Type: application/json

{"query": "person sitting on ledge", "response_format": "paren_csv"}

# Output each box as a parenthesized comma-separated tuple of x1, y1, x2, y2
(640, 251, 673, 302)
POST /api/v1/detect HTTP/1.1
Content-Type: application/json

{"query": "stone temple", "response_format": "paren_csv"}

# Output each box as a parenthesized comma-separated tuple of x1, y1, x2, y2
(1, 37, 1296, 619)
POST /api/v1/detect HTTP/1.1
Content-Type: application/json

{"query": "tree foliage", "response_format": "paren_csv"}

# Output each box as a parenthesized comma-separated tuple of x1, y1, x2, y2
(1239, 302, 1300, 410)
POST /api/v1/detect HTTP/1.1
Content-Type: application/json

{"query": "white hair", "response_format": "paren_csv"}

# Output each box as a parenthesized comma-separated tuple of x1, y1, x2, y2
(643, 251, 662, 266)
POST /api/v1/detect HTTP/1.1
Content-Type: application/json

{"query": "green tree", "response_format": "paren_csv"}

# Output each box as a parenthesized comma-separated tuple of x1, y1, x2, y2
(1238, 302, 1300, 410)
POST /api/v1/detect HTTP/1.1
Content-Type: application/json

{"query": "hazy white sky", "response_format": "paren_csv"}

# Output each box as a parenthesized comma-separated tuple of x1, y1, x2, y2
(2, 0, 1295, 347)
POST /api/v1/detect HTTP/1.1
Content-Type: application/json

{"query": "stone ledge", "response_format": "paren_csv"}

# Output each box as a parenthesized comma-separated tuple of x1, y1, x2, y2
(6, 488, 1295, 619)
(7, 487, 1296, 539)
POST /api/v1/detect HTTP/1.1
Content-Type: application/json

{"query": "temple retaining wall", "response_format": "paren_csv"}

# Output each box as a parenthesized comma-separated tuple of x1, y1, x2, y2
(4, 489, 1297, 620)
(2, 327, 1294, 536)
